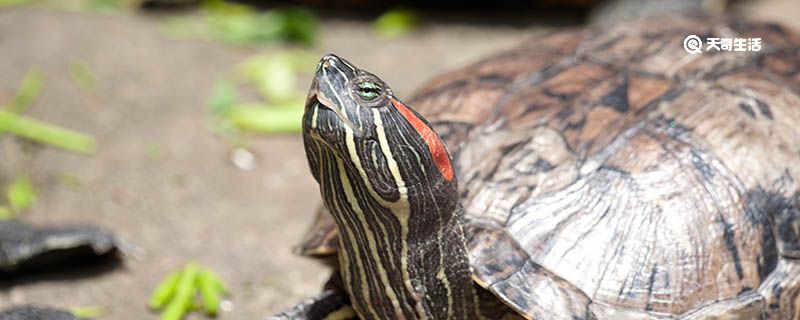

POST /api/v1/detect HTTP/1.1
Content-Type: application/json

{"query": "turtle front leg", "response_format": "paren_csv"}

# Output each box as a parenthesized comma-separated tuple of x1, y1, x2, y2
(270, 290, 356, 320)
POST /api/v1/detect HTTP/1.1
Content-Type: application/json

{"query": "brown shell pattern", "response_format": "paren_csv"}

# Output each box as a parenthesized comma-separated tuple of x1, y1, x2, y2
(299, 15, 800, 319)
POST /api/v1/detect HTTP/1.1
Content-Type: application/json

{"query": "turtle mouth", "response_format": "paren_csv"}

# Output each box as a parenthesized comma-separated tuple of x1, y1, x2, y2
(304, 93, 345, 147)
(305, 85, 364, 139)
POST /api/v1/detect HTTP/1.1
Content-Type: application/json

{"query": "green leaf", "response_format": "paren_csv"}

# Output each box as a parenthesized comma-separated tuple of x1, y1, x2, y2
(0, 110, 97, 154)
(4, 68, 45, 114)
(227, 102, 305, 134)
(87, 0, 120, 11)
(208, 12, 279, 45)
(69, 59, 97, 91)
(70, 305, 108, 319)
(209, 79, 238, 116)
(0, 0, 35, 8)
(201, 0, 252, 15)
(149, 271, 181, 310)
(158, 268, 195, 320)
(198, 269, 222, 316)
(278, 7, 317, 45)
(6, 175, 37, 213)
(238, 53, 297, 103)
(162, 1, 318, 46)
(160, 297, 191, 320)
(202, 268, 226, 293)
(150, 263, 229, 319)
(161, 15, 213, 41)
(374, 8, 419, 39)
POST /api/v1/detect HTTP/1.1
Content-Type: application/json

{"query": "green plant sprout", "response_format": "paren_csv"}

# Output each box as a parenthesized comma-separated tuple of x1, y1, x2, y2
(162, 1, 318, 46)
(374, 8, 420, 39)
(225, 101, 306, 134)
(149, 263, 228, 320)
(69, 305, 108, 319)
(69, 59, 98, 92)
(4, 67, 44, 113)
(210, 51, 317, 137)
(0, 110, 96, 154)
(0, 0, 35, 8)
(0, 175, 38, 220)
(0, 68, 97, 154)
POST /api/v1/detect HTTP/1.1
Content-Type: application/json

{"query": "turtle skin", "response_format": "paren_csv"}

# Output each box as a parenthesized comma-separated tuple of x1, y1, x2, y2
(297, 15, 800, 319)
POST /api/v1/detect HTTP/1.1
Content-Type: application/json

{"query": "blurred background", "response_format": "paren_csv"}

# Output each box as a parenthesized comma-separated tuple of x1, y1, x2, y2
(0, 0, 798, 318)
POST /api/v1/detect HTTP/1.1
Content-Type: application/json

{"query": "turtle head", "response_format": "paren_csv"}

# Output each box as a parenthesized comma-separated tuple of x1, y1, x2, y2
(303, 53, 456, 198)
(302, 54, 476, 319)
(304, 54, 390, 145)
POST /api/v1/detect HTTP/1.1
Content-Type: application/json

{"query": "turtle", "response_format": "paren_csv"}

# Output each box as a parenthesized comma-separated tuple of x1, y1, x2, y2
(275, 15, 800, 320)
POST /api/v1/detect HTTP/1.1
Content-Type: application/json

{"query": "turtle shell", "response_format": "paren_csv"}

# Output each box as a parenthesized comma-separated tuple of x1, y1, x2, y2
(298, 15, 800, 319)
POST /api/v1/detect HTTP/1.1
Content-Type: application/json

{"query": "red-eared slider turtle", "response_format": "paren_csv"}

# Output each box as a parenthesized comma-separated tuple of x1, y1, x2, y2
(276, 15, 800, 319)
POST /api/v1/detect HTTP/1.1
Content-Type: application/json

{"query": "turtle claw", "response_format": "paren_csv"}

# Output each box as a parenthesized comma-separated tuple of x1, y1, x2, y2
(271, 290, 355, 320)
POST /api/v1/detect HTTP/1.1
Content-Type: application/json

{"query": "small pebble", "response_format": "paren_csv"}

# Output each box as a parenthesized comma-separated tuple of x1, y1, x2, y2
(231, 147, 257, 171)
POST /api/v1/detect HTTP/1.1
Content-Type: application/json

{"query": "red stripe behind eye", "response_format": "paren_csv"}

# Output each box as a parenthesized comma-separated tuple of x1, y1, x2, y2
(391, 99, 454, 182)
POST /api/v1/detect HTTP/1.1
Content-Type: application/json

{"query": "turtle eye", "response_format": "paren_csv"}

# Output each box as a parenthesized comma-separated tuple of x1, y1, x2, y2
(356, 81, 381, 101)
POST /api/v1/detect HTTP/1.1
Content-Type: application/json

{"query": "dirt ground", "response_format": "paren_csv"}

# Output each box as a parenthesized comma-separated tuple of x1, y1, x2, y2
(0, 1, 798, 319)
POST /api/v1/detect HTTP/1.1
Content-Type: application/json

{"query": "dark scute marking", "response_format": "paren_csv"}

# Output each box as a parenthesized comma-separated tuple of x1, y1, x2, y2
(646, 265, 658, 297)
(744, 189, 787, 276)
(772, 282, 783, 297)
(630, 70, 668, 80)
(660, 88, 682, 101)
(755, 99, 774, 120)
(740, 189, 780, 281)
(482, 261, 506, 277)
(690, 150, 715, 182)
(738, 102, 756, 118)
(525, 103, 547, 113)
(648, 116, 692, 142)
(477, 74, 513, 84)
(766, 23, 788, 36)
(556, 105, 575, 120)
(778, 213, 799, 243)
(531, 158, 555, 173)
(543, 88, 574, 101)
(499, 140, 527, 156)
(600, 76, 629, 112)
(593, 34, 624, 52)
(739, 286, 753, 295)
(432, 79, 468, 95)
(564, 115, 587, 131)
(720, 216, 745, 279)
(757, 231, 779, 281)
(598, 165, 632, 177)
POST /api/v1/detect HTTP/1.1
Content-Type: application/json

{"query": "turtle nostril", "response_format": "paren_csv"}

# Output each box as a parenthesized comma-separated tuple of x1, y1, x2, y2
(319, 54, 341, 70)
